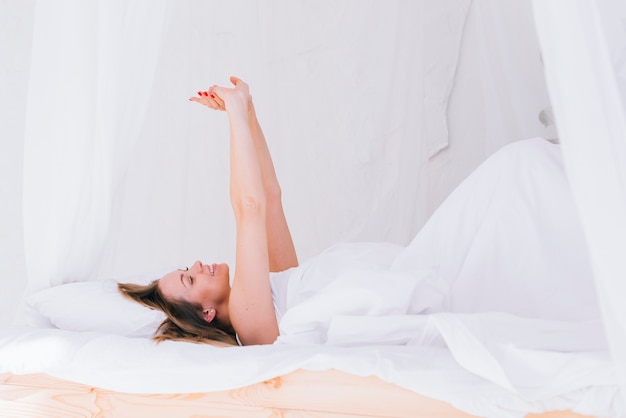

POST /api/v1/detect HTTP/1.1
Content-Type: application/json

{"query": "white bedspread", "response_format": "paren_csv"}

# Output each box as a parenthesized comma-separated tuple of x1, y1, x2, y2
(1, 139, 622, 418)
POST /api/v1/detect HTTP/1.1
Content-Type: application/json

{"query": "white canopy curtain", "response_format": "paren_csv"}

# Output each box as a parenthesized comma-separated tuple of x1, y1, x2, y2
(22, 0, 169, 291)
(533, 0, 626, 402)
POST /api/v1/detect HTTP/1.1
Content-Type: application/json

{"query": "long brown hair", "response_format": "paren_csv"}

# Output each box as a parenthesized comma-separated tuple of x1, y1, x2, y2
(118, 281, 237, 346)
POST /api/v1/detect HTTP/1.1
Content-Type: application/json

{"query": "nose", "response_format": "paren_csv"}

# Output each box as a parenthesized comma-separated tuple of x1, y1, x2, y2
(192, 260, 202, 271)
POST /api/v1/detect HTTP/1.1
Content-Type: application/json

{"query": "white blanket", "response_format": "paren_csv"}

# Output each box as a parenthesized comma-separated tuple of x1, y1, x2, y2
(1, 138, 622, 418)
(274, 138, 615, 404)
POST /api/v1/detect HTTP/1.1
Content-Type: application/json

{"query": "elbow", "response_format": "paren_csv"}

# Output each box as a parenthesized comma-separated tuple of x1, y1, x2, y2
(231, 193, 267, 216)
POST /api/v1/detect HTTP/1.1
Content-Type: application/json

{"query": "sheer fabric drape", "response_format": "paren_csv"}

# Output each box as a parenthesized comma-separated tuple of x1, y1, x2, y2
(22, 0, 169, 290)
(533, 0, 626, 401)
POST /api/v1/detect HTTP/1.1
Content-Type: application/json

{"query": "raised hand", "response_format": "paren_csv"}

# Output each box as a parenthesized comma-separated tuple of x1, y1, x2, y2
(189, 76, 251, 115)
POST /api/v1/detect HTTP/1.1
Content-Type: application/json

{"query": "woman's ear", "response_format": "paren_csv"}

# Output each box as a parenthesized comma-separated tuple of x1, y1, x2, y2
(202, 307, 216, 323)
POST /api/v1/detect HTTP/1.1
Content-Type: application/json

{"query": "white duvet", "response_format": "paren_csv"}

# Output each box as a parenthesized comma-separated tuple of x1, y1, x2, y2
(1, 138, 622, 418)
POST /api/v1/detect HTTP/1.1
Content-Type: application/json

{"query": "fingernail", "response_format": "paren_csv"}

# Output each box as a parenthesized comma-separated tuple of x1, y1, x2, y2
(197, 91, 202, 96)
(210, 94, 215, 98)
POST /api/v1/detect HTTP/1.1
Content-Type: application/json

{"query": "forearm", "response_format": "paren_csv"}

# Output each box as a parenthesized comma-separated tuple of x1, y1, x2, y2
(247, 103, 298, 271)
(248, 103, 281, 198)
(228, 106, 266, 214)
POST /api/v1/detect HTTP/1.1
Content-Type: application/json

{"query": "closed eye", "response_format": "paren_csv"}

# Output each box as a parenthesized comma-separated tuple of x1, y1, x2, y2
(176, 267, 193, 286)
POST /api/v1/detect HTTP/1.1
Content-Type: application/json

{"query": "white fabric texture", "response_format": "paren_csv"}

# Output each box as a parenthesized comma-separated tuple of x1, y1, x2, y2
(22, 0, 169, 291)
(533, 0, 626, 402)
(278, 139, 601, 346)
(425, 0, 557, 216)
(1, 139, 622, 418)
(23, 280, 165, 337)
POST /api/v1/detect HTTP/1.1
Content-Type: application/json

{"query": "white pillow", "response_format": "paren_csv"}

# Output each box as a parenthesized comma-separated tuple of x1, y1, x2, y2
(24, 279, 166, 337)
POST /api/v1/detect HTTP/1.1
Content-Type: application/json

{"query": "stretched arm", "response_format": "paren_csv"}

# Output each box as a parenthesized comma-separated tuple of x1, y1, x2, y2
(192, 77, 298, 272)
(227, 98, 277, 345)
(248, 102, 298, 272)
(190, 77, 287, 345)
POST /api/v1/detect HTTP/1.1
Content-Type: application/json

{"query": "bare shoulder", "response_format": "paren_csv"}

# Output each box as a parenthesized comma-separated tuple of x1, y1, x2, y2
(229, 287, 279, 345)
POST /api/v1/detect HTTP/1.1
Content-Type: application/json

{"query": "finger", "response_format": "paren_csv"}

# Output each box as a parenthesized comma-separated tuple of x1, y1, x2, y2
(200, 89, 219, 107)
(205, 87, 225, 110)
(211, 93, 225, 109)
(208, 98, 221, 109)
(189, 97, 210, 107)
(189, 94, 209, 103)
(189, 95, 219, 110)
(230, 76, 240, 86)
(189, 91, 207, 102)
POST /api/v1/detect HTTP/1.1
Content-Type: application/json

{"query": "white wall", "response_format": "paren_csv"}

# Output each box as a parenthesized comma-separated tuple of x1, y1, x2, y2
(0, 0, 35, 324)
(435, 0, 556, 215)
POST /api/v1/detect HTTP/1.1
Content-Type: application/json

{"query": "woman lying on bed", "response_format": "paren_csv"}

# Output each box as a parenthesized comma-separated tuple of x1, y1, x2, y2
(119, 77, 601, 347)
(120, 76, 298, 346)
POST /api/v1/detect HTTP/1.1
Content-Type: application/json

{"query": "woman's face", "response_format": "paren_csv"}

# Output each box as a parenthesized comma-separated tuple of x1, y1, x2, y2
(158, 260, 231, 322)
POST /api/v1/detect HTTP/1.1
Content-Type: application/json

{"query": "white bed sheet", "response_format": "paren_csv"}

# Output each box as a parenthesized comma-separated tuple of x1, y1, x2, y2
(1, 139, 623, 418)
(0, 326, 619, 418)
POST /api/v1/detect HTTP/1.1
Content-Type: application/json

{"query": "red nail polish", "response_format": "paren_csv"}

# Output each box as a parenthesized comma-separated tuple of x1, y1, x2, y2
(197, 91, 202, 96)
(210, 94, 215, 98)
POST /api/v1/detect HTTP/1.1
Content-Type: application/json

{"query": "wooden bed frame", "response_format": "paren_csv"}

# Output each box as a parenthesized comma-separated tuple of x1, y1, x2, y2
(0, 369, 594, 417)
